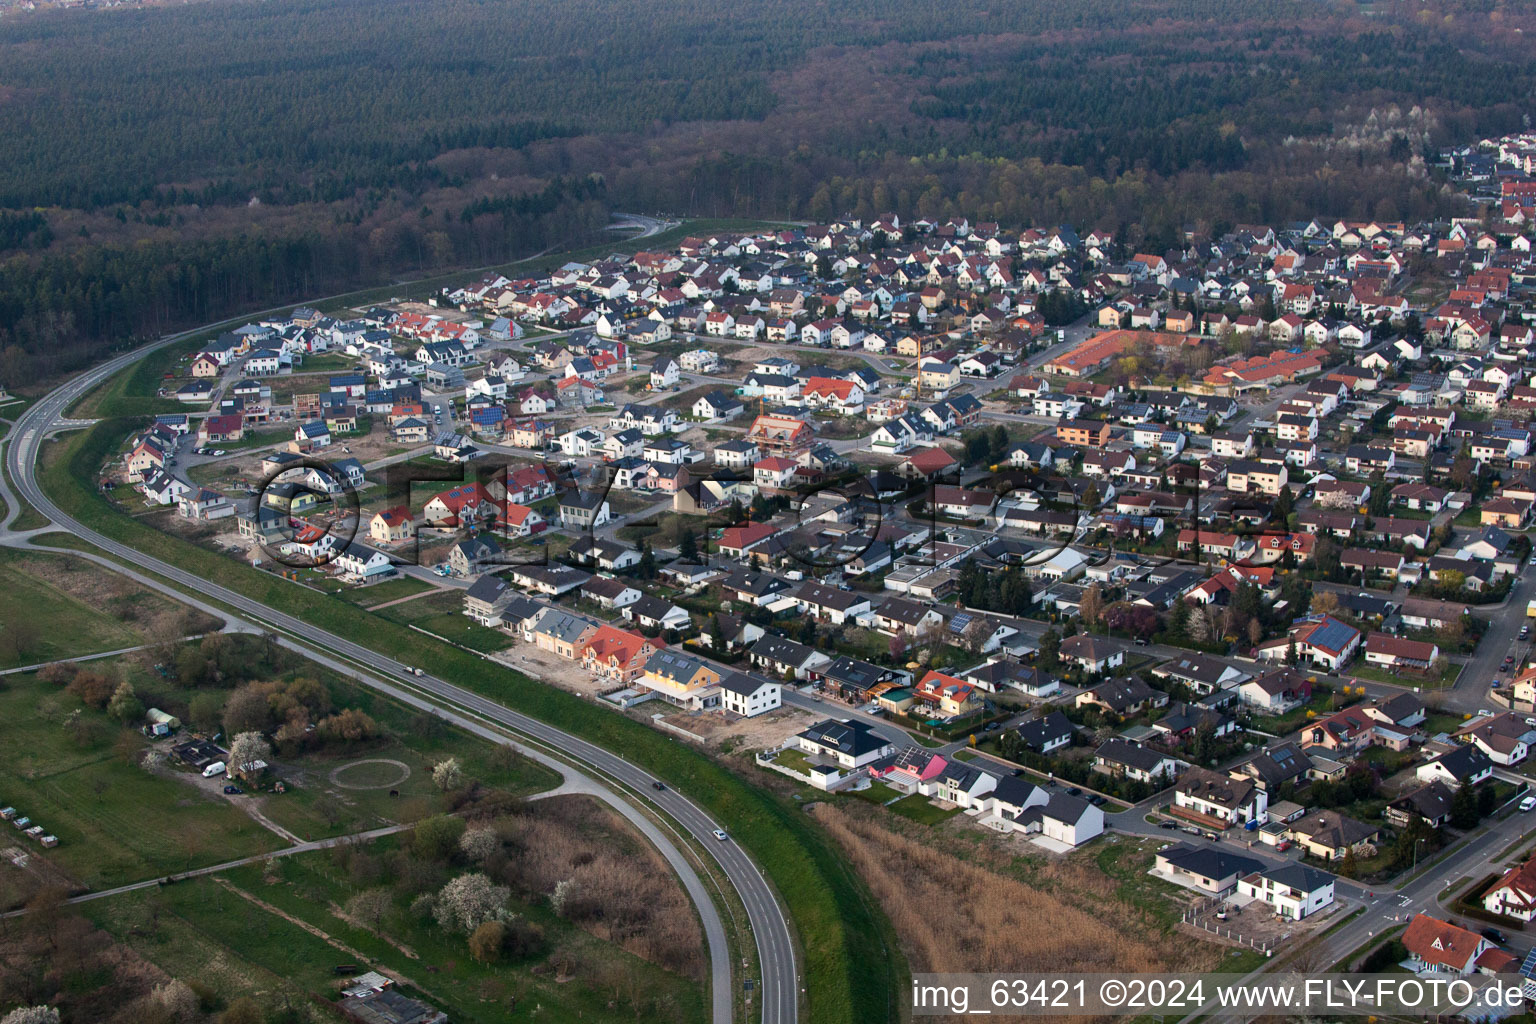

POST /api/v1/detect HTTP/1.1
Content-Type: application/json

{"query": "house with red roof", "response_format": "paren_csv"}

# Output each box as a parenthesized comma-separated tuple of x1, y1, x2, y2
(1203, 350, 1326, 392)
(899, 445, 957, 481)
(1363, 633, 1439, 672)
(802, 377, 865, 413)
(1483, 856, 1536, 924)
(1401, 914, 1492, 975)
(746, 414, 813, 453)
(368, 506, 414, 544)
(423, 482, 496, 528)
(914, 670, 981, 717)
(498, 502, 545, 538)
(580, 625, 657, 685)
(199, 414, 245, 444)
(753, 456, 800, 491)
(1255, 615, 1360, 673)
(717, 521, 778, 559)
(1299, 706, 1398, 754)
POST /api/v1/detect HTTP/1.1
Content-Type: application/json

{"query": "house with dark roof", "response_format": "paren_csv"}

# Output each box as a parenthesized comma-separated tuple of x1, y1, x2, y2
(1286, 810, 1379, 862)
(1076, 675, 1165, 716)
(1173, 767, 1267, 827)
(1153, 652, 1250, 694)
(1236, 668, 1313, 713)
(1386, 781, 1456, 830)
(820, 656, 901, 701)
(1057, 635, 1126, 674)
(795, 719, 896, 771)
(1153, 843, 1265, 895)
(1231, 742, 1312, 792)
(1237, 864, 1336, 920)
(749, 634, 832, 681)
(1093, 738, 1187, 784)
(719, 672, 781, 718)
(961, 659, 1058, 698)
(1416, 744, 1494, 788)
(462, 575, 513, 626)
(1013, 711, 1074, 754)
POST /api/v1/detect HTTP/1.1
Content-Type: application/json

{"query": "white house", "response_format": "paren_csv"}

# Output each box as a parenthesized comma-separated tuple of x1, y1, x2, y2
(1236, 864, 1336, 921)
(332, 544, 394, 580)
(720, 673, 782, 718)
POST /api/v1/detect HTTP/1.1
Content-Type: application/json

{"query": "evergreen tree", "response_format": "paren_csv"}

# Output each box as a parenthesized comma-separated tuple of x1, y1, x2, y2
(1038, 628, 1061, 669)
(1450, 783, 1479, 830)
(637, 540, 656, 579)
(988, 424, 1010, 462)
(678, 528, 699, 562)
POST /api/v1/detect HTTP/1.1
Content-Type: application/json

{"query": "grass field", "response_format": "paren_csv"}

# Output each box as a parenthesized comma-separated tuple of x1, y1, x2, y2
(85, 841, 706, 1024)
(44, 416, 903, 1024)
(887, 794, 961, 825)
(0, 670, 284, 891)
(334, 575, 434, 607)
(0, 549, 162, 667)
(373, 588, 514, 653)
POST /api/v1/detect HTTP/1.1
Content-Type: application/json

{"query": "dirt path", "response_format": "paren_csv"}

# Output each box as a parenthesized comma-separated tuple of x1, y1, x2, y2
(214, 878, 439, 997)
(367, 588, 447, 611)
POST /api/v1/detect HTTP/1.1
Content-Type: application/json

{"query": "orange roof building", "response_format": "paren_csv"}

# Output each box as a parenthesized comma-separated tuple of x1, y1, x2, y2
(580, 625, 657, 684)
(1203, 349, 1326, 391)
(1043, 329, 1199, 377)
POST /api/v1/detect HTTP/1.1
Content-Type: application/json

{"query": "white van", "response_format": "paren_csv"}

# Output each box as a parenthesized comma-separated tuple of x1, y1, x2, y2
(202, 761, 227, 778)
(1520, 796, 1535, 813)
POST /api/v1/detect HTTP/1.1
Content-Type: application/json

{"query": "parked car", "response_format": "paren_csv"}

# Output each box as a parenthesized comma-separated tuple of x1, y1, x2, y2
(223, 785, 243, 795)
(1521, 796, 1536, 813)
(1276, 840, 1292, 852)
(1065, 786, 1083, 797)
(1482, 927, 1508, 944)
(1158, 820, 1180, 830)
(1088, 794, 1108, 807)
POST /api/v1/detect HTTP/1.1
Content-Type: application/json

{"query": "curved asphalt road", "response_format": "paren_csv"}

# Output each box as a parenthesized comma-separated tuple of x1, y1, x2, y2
(3, 282, 797, 1024)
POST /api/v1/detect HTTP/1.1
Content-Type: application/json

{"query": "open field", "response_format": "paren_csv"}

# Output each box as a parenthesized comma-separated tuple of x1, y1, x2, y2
(0, 668, 284, 891)
(372, 587, 514, 653)
(0, 547, 221, 668)
(809, 802, 1222, 979)
(85, 825, 707, 1024)
(0, 610, 561, 894)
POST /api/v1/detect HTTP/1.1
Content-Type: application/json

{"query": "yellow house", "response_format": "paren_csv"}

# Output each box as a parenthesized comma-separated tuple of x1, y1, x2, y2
(919, 360, 959, 393)
(1163, 310, 1196, 333)
(896, 334, 940, 358)
(368, 506, 414, 544)
(530, 609, 597, 660)
(637, 650, 723, 709)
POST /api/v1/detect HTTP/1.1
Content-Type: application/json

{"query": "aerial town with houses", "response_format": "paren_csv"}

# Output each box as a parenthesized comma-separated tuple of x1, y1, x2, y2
(88, 128, 1536, 987)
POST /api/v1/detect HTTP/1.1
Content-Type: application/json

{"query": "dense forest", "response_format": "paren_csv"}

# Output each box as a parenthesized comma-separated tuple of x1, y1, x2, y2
(0, 0, 1532, 383)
